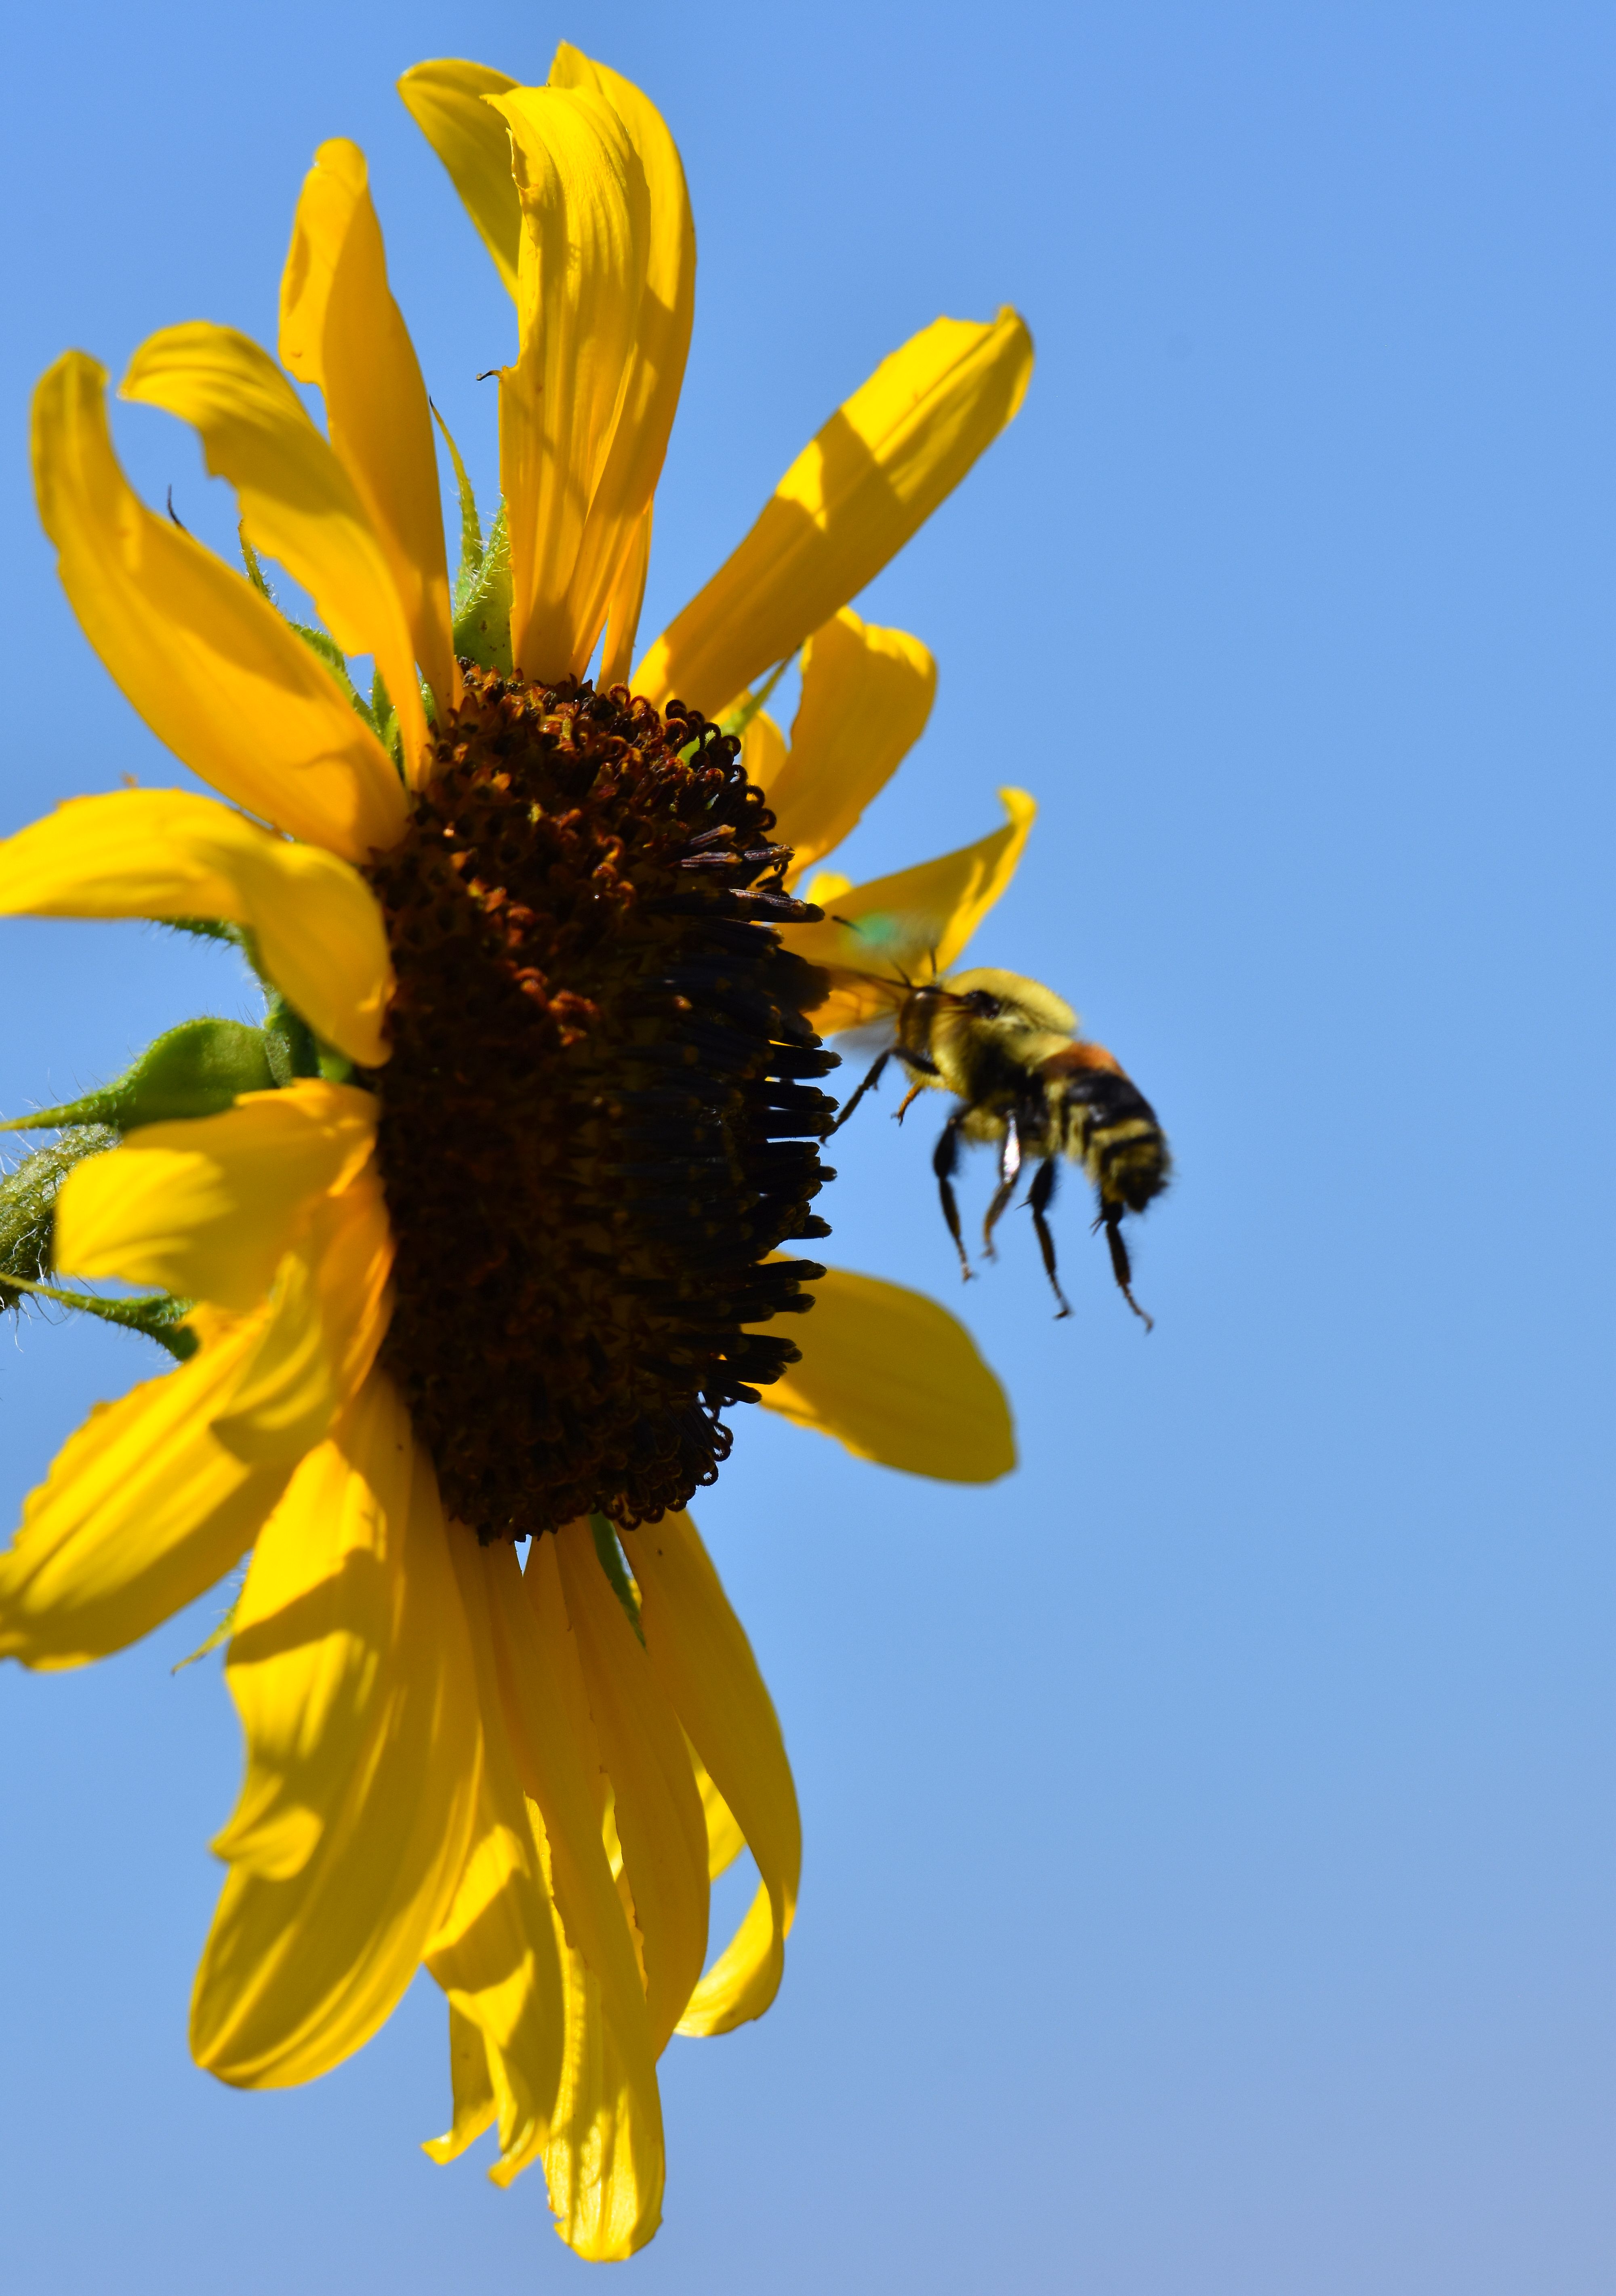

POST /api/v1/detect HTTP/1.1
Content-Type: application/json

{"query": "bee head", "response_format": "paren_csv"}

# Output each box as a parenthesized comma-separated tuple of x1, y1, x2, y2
(944, 968, 1078, 1037)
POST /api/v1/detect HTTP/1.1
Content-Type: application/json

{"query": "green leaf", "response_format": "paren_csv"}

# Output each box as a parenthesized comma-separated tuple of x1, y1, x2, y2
(0, 1018, 277, 1136)
(452, 500, 513, 674)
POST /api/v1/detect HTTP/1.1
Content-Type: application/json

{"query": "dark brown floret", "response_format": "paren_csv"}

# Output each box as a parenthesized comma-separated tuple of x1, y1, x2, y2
(362, 669, 838, 1543)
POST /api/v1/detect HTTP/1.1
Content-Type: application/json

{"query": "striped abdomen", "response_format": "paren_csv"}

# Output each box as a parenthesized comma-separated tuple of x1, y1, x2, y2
(1040, 1041, 1171, 1215)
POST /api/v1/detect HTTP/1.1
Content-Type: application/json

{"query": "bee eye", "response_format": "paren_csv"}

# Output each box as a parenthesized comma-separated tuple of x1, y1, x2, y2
(963, 991, 1002, 1017)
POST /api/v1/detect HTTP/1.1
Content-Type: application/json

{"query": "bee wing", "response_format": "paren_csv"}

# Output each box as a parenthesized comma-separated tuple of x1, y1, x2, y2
(805, 964, 911, 1040)
(783, 791, 1035, 1034)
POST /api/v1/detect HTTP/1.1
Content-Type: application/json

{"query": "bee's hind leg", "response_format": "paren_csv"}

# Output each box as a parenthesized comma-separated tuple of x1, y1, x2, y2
(982, 1113, 1023, 1260)
(827, 1048, 889, 1135)
(1096, 1203, 1155, 1333)
(1027, 1157, 1074, 1319)
(933, 1109, 973, 1282)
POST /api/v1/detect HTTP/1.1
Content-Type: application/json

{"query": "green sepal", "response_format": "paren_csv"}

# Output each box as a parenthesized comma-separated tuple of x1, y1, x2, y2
(264, 994, 321, 1084)
(0, 1128, 116, 1299)
(0, 1273, 198, 1363)
(718, 656, 793, 742)
(240, 524, 276, 602)
(172, 1575, 244, 1672)
(0, 1019, 277, 1135)
(452, 500, 513, 673)
(588, 1511, 644, 1644)
(432, 400, 484, 604)
(293, 621, 379, 732)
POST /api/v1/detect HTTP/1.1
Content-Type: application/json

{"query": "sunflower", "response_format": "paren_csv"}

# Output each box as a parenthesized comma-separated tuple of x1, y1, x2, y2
(0, 47, 1034, 2262)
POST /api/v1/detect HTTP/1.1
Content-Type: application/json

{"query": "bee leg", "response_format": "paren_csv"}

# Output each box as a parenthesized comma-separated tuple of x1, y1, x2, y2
(982, 1113, 1023, 1260)
(932, 1109, 973, 1282)
(827, 1048, 889, 1135)
(1027, 1157, 1074, 1320)
(894, 1081, 926, 1124)
(1100, 1204, 1155, 1333)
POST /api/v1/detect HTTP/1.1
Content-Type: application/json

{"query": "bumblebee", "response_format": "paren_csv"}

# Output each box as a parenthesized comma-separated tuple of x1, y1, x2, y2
(828, 967, 1171, 1326)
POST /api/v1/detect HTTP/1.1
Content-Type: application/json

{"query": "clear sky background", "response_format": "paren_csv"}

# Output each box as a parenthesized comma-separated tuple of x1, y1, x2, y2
(0, 3, 1611, 2290)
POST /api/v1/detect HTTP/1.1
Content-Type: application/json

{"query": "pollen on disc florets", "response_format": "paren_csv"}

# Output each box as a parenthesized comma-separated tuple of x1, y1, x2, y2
(362, 667, 839, 1544)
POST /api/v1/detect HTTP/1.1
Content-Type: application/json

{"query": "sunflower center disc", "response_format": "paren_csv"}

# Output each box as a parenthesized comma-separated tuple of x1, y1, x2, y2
(362, 669, 837, 1543)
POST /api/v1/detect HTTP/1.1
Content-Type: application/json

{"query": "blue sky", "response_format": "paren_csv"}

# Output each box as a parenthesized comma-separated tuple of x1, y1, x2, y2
(0, 2, 1611, 2289)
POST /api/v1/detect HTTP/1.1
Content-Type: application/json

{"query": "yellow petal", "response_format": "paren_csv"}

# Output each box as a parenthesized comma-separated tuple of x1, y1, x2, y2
(493, 1540, 659, 2079)
(554, 1520, 709, 2053)
(0, 788, 392, 1066)
(303, 1165, 396, 1412)
(691, 1741, 746, 1879)
(191, 1374, 481, 2086)
(598, 504, 651, 690)
(55, 1081, 378, 1311)
(619, 1511, 801, 2037)
(280, 140, 458, 738)
(635, 309, 1033, 716)
(788, 787, 1036, 1034)
(528, 1946, 664, 2259)
(32, 353, 405, 862)
(0, 1295, 303, 1670)
(425, 2002, 499, 2166)
(492, 73, 690, 684)
(738, 704, 787, 798)
(487, 1535, 665, 2252)
(769, 610, 936, 883)
(397, 60, 522, 299)
(123, 323, 427, 775)
(757, 1266, 1015, 1481)
(426, 1533, 566, 2178)
(208, 1176, 395, 1467)
(546, 48, 693, 679)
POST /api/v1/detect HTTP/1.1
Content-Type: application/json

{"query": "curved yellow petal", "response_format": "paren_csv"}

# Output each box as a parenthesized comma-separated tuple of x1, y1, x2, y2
(598, 504, 651, 690)
(547, 48, 693, 681)
(691, 1744, 747, 1879)
(55, 1081, 377, 1311)
(426, 2002, 500, 2166)
(191, 1374, 481, 2087)
(0, 1293, 304, 1671)
(787, 787, 1037, 1034)
(486, 1534, 665, 2252)
(494, 1540, 659, 2073)
(398, 59, 522, 299)
(619, 1511, 800, 2037)
(757, 1266, 1015, 1481)
(554, 1519, 708, 2054)
(123, 324, 427, 774)
(528, 1948, 664, 2259)
(426, 1533, 566, 2178)
(32, 353, 405, 862)
(280, 140, 458, 737)
(635, 309, 1033, 716)
(769, 610, 936, 883)
(492, 74, 690, 686)
(0, 789, 392, 1066)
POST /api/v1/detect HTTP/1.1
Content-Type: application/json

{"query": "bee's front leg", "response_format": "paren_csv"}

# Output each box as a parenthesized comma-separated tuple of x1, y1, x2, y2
(932, 1108, 973, 1282)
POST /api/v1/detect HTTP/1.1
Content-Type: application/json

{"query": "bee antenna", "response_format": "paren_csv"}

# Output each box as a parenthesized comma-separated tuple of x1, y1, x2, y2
(830, 915, 911, 991)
